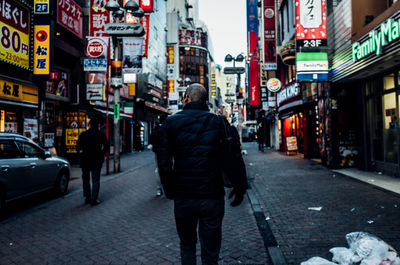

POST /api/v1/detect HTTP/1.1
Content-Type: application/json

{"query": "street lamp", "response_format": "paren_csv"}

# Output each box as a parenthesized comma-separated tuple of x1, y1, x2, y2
(105, 0, 145, 173)
(224, 53, 245, 142)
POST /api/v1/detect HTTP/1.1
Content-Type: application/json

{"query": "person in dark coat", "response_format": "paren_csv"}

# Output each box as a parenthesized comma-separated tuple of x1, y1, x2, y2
(157, 83, 248, 265)
(76, 118, 109, 206)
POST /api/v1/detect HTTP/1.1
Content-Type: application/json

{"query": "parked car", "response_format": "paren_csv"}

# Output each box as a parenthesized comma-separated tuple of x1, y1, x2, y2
(0, 133, 70, 214)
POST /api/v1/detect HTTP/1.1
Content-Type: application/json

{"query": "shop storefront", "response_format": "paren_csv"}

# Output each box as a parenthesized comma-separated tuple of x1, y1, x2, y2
(0, 78, 39, 142)
(329, 10, 400, 175)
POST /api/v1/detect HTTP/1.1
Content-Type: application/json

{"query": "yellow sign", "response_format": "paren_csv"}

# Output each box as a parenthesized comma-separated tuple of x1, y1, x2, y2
(0, 78, 38, 104)
(66, 128, 86, 153)
(33, 25, 50, 75)
(0, 1, 30, 69)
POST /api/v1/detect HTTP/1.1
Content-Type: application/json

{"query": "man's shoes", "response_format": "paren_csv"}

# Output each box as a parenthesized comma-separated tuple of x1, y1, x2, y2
(84, 198, 91, 204)
(91, 200, 101, 206)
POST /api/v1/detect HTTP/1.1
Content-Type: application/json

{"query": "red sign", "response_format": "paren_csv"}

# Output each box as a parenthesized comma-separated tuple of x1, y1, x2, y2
(57, 0, 83, 38)
(140, 0, 154, 12)
(89, 0, 110, 37)
(295, 0, 327, 42)
(87, 39, 105, 58)
(262, 0, 277, 69)
(141, 15, 150, 57)
(249, 57, 260, 106)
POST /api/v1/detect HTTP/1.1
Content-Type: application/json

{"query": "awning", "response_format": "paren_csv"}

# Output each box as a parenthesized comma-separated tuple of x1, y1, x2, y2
(93, 108, 133, 118)
(0, 99, 38, 108)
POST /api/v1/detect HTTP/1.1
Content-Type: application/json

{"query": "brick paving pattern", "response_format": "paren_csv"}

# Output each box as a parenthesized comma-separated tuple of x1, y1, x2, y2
(0, 150, 269, 265)
(244, 142, 400, 265)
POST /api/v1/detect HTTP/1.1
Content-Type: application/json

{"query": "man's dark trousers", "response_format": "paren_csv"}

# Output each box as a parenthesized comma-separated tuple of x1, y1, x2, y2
(174, 199, 225, 265)
(82, 168, 101, 201)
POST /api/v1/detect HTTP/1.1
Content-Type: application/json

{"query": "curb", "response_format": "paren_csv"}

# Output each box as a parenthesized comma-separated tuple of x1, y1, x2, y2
(246, 187, 287, 265)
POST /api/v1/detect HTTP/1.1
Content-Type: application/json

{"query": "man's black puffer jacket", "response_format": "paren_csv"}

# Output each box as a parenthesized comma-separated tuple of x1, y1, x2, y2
(157, 102, 226, 199)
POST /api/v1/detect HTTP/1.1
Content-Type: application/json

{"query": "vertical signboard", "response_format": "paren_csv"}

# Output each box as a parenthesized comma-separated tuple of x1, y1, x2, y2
(89, 0, 110, 37)
(0, 0, 30, 69)
(249, 56, 260, 106)
(295, 0, 327, 48)
(140, 0, 153, 12)
(122, 37, 143, 74)
(33, 25, 50, 76)
(141, 15, 150, 57)
(262, 0, 277, 70)
(167, 45, 175, 93)
(246, 0, 258, 35)
(57, 0, 83, 38)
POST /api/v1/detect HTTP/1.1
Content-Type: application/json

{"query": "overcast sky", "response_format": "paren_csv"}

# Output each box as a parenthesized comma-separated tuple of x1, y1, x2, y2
(198, 0, 247, 67)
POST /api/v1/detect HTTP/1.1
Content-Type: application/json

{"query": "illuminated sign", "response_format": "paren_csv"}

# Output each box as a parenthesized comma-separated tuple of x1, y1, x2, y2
(33, 25, 50, 75)
(262, 0, 277, 70)
(296, 52, 328, 81)
(140, 0, 154, 12)
(352, 17, 400, 62)
(89, 0, 110, 37)
(34, 0, 49, 14)
(0, 0, 30, 69)
(295, 0, 327, 48)
(277, 83, 300, 106)
(266, 78, 282, 92)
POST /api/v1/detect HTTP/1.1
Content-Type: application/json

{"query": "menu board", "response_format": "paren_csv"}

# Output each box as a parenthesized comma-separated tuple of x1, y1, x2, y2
(286, 136, 298, 152)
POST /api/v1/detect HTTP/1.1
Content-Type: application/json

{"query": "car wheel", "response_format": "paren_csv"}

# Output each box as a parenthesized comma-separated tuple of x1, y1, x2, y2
(55, 171, 69, 196)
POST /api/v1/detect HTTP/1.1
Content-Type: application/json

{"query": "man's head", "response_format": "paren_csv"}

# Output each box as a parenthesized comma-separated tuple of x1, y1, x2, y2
(183, 83, 208, 106)
(89, 117, 100, 130)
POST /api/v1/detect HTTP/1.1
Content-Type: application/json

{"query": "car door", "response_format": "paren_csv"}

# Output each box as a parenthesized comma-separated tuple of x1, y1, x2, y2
(0, 139, 32, 199)
(15, 140, 56, 191)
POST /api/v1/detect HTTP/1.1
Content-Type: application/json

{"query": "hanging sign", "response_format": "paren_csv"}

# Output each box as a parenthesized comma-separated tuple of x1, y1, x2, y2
(57, 0, 83, 38)
(33, 25, 50, 76)
(140, 0, 154, 12)
(262, 0, 277, 70)
(296, 52, 328, 81)
(0, 0, 30, 69)
(295, 0, 327, 48)
(89, 0, 110, 37)
(267, 78, 282, 92)
(86, 84, 104, 101)
(122, 37, 143, 74)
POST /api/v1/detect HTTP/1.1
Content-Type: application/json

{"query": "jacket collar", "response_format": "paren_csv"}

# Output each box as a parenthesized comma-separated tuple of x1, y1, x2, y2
(183, 102, 209, 111)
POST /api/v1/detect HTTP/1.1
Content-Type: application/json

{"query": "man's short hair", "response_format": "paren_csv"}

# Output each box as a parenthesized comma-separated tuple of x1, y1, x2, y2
(185, 83, 208, 104)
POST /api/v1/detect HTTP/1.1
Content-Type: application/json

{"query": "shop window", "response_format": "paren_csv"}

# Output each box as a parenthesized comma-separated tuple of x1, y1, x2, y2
(384, 73, 395, 90)
(383, 92, 398, 163)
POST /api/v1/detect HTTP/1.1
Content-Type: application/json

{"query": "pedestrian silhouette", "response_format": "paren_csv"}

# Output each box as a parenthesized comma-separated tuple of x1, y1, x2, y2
(76, 118, 109, 206)
(157, 83, 248, 265)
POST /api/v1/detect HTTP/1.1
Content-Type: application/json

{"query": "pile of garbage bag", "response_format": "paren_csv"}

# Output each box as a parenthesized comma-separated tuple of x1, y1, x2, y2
(301, 232, 400, 265)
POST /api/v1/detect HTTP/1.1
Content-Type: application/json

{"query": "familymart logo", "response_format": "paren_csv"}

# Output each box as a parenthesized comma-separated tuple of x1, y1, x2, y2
(352, 17, 400, 62)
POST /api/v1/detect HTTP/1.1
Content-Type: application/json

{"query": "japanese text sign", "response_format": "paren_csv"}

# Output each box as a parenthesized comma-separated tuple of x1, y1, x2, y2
(262, 0, 277, 70)
(0, 78, 23, 100)
(141, 15, 149, 57)
(86, 83, 104, 101)
(295, 0, 327, 47)
(247, 0, 258, 33)
(89, 0, 110, 37)
(33, 25, 50, 75)
(0, 0, 30, 69)
(57, 0, 83, 38)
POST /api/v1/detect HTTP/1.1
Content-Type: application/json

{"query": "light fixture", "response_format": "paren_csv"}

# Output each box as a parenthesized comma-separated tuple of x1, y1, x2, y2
(132, 7, 144, 18)
(224, 54, 233, 62)
(113, 9, 125, 19)
(124, 0, 139, 11)
(236, 54, 244, 62)
(105, 0, 120, 12)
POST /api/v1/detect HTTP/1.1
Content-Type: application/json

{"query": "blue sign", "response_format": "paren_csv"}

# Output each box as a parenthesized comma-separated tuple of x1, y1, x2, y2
(246, 0, 258, 33)
(84, 59, 107, 72)
(297, 73, 328, 81)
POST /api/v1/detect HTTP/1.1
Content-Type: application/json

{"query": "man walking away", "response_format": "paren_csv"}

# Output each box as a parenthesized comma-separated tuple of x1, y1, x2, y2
(157, 83, 248, 265)
(77, 118, 109, 206)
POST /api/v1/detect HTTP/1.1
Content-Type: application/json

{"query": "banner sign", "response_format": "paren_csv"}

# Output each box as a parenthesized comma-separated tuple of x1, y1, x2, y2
(84, 59, 107, 72)
(89, 0, 110, 37)
(34, 0, 49, 14)
(0, 0, 30, 69)
(262, 0, 277, 70)
(122, 37, 143, 74)
(141, 15, 150, 57)
(178, 29, 207, 48)
(246, 0, 258, 33)
(167, 45, 174, 92)
(86, 83, 104, 101)
(295, 0, 327, 48)
(249, 55, 260, 106)
(57, 0, 83, 38)
(33, 25, 50, 75)
(296, 52, 328, 81)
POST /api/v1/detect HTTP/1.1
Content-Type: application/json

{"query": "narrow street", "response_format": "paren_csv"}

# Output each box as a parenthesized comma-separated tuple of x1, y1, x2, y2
(1, 143, 400, 264)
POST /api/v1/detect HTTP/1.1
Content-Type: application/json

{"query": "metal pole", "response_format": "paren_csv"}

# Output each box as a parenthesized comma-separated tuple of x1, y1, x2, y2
(113, 39, 121, 173)
(237, 73, 243, 144)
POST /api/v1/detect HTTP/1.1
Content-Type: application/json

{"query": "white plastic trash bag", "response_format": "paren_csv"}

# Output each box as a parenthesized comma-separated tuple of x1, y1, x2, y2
(301, 257, 338, 265)
(330, 247, 361, 265)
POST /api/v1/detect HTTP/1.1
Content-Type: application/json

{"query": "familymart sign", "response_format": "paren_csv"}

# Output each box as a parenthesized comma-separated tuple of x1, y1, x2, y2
(352, 16, 400, 62)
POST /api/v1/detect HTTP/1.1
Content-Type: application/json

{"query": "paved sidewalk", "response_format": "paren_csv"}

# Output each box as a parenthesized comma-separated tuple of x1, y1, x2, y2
(0, 150, 270, 265)
(243, 142, 400, 265)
